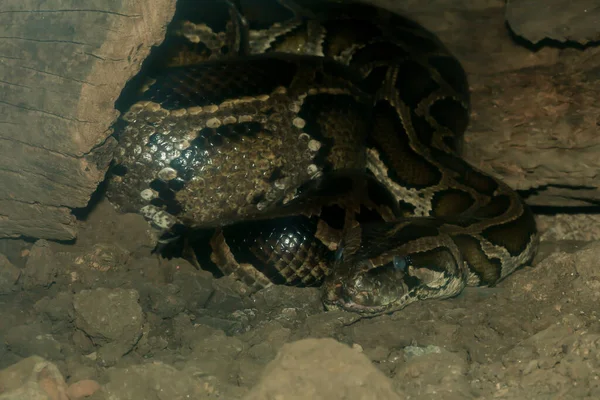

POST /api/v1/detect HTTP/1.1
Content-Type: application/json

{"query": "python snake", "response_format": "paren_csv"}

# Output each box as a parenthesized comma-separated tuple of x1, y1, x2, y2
(105, 0, 539, 316)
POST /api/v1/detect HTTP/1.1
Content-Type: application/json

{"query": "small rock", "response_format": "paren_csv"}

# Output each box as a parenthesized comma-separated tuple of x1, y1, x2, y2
(300, 310, 359, 339)
(112, 213, 158, 257)
(74, 288, 144, 344)
(147, 283, 186, 319)
(71, 330, 95, 354)
(352, 343, 364, 352)
(231, 358, 266, 389)
(66, 379, 101, 400)
(34, 292, 75, 322)
(64, 357, 98, 384)
(185, 329, 245, 380)
(362, 345, 390, 362)
(502, 323, 574, 365)
(97, 341, 137, 367)
(171, 260, 214, 311)
(394, 347, 471, 398)
(244, 338, 402, 400)
(232, 320, 292, 386)
(73, 288, 144, 365)
(21, 240, 59, 289)
(4, 323, 64, 360)
(241, 321, 291, 363)
(171, 313, 206, 347)
(103, 361, 222, 399)
(0, 238, 32, 268)
(0, 253, 20, 294)
(0, 356, 69, 400)
(204, 276, 253, 313)
(126, 256, 162, 280)
(76, 198, 156, 257)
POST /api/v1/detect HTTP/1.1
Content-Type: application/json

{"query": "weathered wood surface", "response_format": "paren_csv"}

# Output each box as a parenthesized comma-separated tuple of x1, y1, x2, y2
(506, 0, 600, 45)
(0, 0, 176, 240)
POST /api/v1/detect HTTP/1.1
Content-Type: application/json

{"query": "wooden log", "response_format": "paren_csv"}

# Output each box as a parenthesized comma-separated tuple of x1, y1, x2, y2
(0, 0, 176, 240)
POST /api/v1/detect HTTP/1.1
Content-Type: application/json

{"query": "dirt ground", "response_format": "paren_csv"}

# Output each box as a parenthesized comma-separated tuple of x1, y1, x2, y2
(0, 197, 599, 399)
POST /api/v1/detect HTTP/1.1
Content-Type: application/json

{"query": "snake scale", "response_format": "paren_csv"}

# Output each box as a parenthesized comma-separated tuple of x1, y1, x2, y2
(105, 0, 539, 316)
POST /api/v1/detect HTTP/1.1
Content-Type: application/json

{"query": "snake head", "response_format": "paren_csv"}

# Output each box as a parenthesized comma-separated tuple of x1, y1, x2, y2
(322, 220, 422, 316)
(322, 218, 460, 316)
(322, 256, 412, 316)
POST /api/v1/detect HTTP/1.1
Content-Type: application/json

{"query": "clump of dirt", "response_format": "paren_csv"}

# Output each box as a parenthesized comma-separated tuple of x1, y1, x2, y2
(0, 199, 599, 400)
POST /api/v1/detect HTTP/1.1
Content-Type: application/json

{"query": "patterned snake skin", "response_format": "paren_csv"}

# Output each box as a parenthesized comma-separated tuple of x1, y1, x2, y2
(105, 0, 539, 316)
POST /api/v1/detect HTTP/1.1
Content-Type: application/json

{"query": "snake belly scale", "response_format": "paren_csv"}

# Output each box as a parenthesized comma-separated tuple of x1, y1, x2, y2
(105, 0, 539, 316)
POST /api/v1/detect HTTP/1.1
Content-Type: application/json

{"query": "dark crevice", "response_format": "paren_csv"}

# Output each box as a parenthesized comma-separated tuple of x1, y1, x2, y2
(518, 183, 596, 197)
(519, 184, 600, 215)
(505, 21, 600, 51)
(531, 204, 600, 215)
(114, 0, 239, 113)
(71, 173, 109, 221)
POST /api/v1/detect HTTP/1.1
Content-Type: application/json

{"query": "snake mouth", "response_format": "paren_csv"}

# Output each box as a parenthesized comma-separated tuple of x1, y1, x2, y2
(323, 296, 392, 316)
(322, 272, 410, 316)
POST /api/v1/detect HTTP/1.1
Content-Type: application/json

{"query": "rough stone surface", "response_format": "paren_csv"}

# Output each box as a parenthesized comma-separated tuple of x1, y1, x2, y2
(394, 348, 471, 399)
(103, 361, 242, 399)
(244, 338, 403, 400)
(73, 287, 144, 365)
(73, 199, 157, 258)
(21, 240, 59, 290)
(537, 214, 600, 241)
(4, 323, 64, 361)
(0, 356, 68, 400)
(0, 253, 20, 294)
(464, 60, 600, 207)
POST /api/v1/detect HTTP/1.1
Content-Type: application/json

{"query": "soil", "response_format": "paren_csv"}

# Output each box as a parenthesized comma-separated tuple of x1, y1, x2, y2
(0, 199, 599, 399)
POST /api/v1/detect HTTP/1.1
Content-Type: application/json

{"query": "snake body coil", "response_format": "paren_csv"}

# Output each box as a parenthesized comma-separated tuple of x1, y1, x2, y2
(106, 0, 539, 316)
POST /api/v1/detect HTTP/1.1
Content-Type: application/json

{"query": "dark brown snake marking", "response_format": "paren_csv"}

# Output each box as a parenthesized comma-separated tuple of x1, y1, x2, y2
(105, 0, 539, 316)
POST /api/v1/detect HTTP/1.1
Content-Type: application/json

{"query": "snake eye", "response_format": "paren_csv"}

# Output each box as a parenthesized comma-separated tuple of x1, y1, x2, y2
(393, 255, 408, 271)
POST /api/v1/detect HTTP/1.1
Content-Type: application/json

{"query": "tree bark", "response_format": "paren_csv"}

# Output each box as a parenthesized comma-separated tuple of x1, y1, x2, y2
(0, 0, 176, 240)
